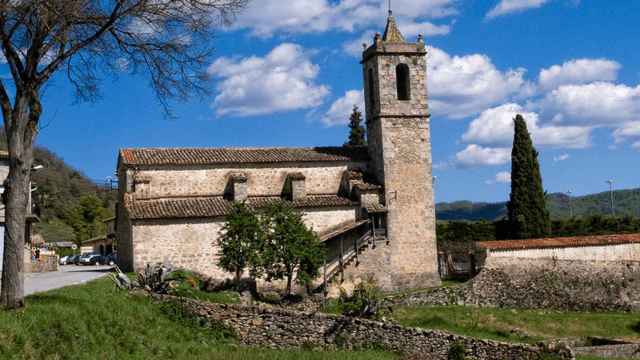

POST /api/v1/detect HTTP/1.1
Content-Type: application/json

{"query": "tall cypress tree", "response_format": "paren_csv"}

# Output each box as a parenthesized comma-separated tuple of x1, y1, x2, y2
(507, 115, 550, 239)
(346, 105, 366, 146)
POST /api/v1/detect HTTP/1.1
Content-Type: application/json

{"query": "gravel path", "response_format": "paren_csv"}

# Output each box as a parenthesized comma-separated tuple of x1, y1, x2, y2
(25, 265, 113, 295)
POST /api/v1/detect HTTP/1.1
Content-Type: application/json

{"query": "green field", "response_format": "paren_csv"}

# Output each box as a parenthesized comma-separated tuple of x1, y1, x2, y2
(0, 278, 394, 360)
(3, 278, 638, 360)
(392, 305, 640, 344)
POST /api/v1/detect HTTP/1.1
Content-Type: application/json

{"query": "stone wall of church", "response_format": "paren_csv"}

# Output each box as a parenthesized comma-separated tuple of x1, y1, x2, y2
(303, 207, 357, 233)
(361, 44, 439, 291)
(131, 218, 227, 277)
(126, 162, 366, 199)
(128, 207, 358, 278)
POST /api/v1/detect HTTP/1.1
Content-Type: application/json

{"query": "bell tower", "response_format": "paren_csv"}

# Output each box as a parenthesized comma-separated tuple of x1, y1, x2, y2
(362, 12, 439, 289)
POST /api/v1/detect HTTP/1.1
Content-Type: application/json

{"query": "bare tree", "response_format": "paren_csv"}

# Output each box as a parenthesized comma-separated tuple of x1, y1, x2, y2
(0, 0, 248, 309)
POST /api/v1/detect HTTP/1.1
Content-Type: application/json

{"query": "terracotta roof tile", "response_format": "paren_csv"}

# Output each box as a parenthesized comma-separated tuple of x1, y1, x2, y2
(364, 203, 387, 214)
(126, 195, 355, 220)
(120, 146, 369, 167)
(477, 233, 640, 251)
(319, 220, 369, 241)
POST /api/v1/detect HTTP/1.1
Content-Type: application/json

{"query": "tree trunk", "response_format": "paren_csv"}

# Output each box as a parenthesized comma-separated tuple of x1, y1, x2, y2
(286, 274, 292, 296)
(1, 97, 36, 309)
(235, 268, 241, 284)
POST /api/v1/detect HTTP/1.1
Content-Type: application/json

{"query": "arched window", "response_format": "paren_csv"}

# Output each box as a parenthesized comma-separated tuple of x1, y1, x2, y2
(396, 63, 411, 100)
(368, 68, 375, 107)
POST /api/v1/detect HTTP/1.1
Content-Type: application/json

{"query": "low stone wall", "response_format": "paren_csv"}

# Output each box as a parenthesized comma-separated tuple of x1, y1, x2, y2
(25, 255, 58, 273)
(398, 258, 640, 312)
(575, 344, 640, 359)
(161, 295, 573, 360)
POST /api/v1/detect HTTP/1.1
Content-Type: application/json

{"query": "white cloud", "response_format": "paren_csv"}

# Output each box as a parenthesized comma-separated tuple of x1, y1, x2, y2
(613, 122, 640, 143)
(553, 153, 570, 162)
(428, 47, 533, 119)
(208, 43, 329, 117)
(486, 0, 550, 19)
(538, 59, 620, 91)
(232, 0, 456, 37)
(633, 141, 640, 150)
(462, 103, 591, 149)
(486, 171, 511, 184)
(539, 82, 640, 126)
(455, 145, 511, 168)
(343, 31, 376, 57)
(322, 90, 365, 126)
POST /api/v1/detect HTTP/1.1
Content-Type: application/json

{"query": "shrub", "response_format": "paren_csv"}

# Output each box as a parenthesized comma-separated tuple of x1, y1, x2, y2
(447, 341, 467, 360)
(337, 277, 390, 320)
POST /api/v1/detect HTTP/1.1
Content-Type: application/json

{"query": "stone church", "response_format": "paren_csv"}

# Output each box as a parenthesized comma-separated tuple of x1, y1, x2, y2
(116, 14, 439, 291)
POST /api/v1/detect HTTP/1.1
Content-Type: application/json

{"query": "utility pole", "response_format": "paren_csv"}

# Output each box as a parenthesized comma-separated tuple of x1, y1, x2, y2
(566, 190, 573, 218)
(606, 179, 615, 216)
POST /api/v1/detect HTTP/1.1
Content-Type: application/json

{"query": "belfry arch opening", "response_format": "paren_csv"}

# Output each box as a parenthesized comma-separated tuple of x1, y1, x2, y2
(396, 63, 411, 101)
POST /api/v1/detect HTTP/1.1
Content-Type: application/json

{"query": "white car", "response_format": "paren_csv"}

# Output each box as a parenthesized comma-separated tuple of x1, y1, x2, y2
(59, 256, 70, 265)
(79, 253, 102, 265)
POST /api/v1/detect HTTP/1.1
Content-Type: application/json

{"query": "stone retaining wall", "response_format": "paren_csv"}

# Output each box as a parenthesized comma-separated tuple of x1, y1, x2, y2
(398, 258, 640, 312)
(160, 295, 573, 360)
(574, 344, 640, 359)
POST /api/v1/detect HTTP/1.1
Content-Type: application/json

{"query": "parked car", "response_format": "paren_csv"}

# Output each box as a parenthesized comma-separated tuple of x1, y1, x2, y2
(69, 255, 81, 265)
(79, 253, 103, 266)
(103, 254, 117, 266)
(59, 256, 70, 265)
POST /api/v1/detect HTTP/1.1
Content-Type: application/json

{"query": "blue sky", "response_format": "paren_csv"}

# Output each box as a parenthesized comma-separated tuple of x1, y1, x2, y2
(25, 0, 640, 203)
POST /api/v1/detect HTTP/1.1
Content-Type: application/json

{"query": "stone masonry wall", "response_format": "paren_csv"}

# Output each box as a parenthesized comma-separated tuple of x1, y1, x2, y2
(131, 207, 358, 278)
(163, 296, 573, 360)
(380, 116, 439, 290)
(399, 258, 640, 312)
(488, 243, 640, 262)
(128, 162, 365, 199)
(362, 48, 439, 291)
(132, 218, 227, 278)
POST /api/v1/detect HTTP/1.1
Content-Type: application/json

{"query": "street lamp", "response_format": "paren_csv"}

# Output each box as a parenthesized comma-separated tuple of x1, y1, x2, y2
(566, 190, 573, 218)
(606, 180, 615, 216)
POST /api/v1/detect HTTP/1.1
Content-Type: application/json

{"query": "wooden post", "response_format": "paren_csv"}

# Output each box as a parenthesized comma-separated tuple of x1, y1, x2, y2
(323, 259, 327, 308)
(354, 236, 359, 266)
(371, 216, 377, 248)
(339, 235, 344, 283)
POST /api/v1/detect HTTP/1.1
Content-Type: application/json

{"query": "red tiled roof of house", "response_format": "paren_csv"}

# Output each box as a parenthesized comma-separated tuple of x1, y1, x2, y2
(119, 146, 369, 167)
(125, 194, 355, 220)
(477, 233, 640, 251)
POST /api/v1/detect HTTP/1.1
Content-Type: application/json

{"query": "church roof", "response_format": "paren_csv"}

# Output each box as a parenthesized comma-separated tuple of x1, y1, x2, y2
(119, 146, 369, 167)
(125, 194, 355, 220)
(382, 13, 405, 43)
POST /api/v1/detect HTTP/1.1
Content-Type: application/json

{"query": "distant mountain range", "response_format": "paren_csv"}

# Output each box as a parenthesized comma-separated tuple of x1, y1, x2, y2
(436, 188, 640, 221)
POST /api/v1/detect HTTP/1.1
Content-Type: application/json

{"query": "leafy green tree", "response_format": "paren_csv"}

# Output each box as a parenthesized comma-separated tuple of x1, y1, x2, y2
(346, 105, 366, 146)
(507, 115, 550, 239)
(261, 202, 325, 296)
(218, 202, 264, 283)
(64, 194, 111, 243)
(0, 0, 248, 309)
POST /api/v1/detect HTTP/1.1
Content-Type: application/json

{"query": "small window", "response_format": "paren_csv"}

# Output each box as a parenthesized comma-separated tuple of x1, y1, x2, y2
(368, 68, 375, 107)
(396, 63, 411, 100)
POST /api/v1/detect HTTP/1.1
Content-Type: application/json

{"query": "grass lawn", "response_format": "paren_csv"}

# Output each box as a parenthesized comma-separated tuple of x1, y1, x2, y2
(392, 305, 640, 344)
(0, 278, 395, 360)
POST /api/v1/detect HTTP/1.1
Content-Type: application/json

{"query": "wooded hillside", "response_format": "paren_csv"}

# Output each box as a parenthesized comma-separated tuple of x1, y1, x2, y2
(0, 132, 115, 244)
(436, 189, 640, 221)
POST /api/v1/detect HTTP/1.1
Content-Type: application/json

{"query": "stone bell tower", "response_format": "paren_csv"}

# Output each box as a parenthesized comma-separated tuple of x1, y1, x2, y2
(362, 12, 440, 289)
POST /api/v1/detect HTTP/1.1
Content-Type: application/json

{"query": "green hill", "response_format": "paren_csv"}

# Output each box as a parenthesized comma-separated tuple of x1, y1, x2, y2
(436, 189, 640, 221)
(0, 132, 115, 244)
